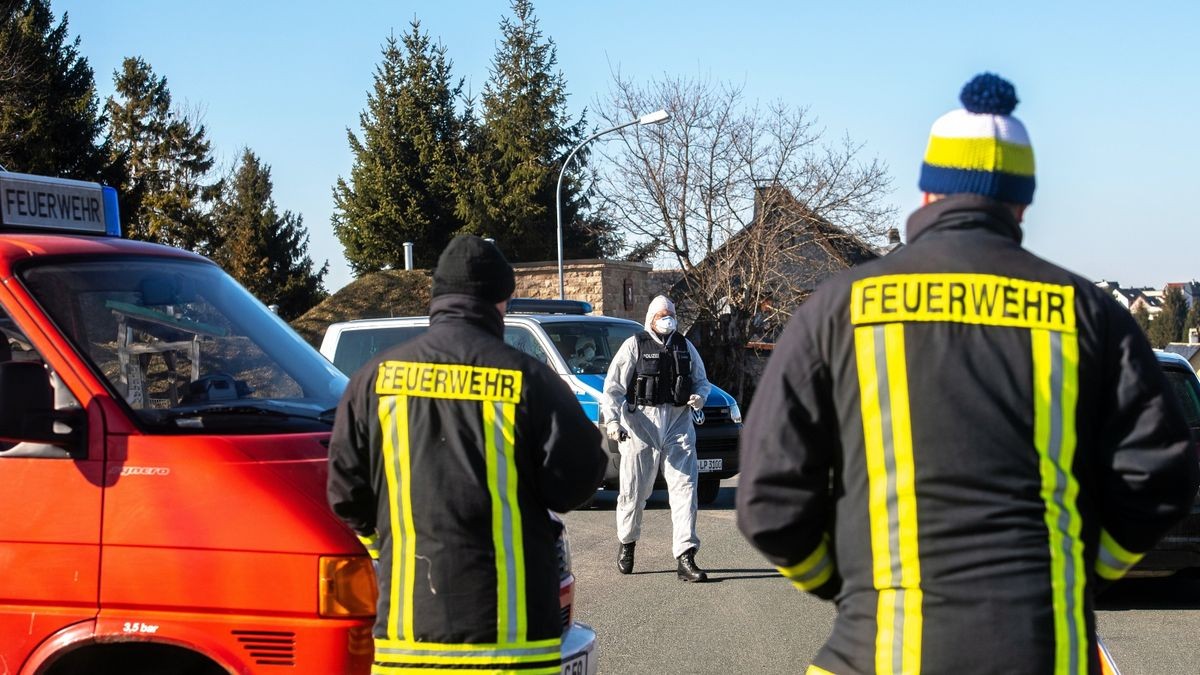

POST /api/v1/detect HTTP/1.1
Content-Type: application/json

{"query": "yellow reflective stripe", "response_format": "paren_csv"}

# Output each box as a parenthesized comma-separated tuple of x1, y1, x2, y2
(484, 401, 510, 641)
(876, 588, 897, 675)
(776, 535, 834, 591)
(924, 135, 1035, 177)
(1096, 529, 1145, 580)
(1032, 329, 1086, 674)
(501, 401, 527, 642)
(369, 662, 556, 667)
(379, 397, 403, 639)
(1061, 333, 1086, 675)
(1031, 330, 1064, 673)
(378, 654, 559, 665)
(806, 666, 837, 675)
(856, 327, 893, 588)
(884, 323, 923, 675)
(856, 324, 923, 675)
(374, 638, 562, 651)
(357, 533, 380, 560)
(886, 323, 920, 587)
(850, 273, 1076, 333)
(397, 394, 417, 642)
(484, 400, 527, 643)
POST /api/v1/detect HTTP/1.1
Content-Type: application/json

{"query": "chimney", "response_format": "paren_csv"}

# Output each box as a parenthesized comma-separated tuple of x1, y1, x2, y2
(887, 228, 901, 245)
(752, 181, 777, 223)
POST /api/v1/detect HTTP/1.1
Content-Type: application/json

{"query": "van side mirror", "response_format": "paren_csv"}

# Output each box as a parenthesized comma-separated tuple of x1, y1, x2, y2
(0, 362, 80, 448)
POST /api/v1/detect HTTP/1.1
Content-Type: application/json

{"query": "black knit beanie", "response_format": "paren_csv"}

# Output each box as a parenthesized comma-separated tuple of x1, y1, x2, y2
(431, 235, 515, 303)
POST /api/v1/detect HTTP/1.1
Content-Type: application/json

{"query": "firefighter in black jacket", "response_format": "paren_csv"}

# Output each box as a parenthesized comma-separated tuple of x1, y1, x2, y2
(328, 235, 607, 674)
(737, 73, 1200, 674)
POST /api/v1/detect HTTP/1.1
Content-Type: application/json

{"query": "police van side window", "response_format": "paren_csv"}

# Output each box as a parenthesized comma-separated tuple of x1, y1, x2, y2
(504, 327, 550, 366)
(0, 309, 81, 459)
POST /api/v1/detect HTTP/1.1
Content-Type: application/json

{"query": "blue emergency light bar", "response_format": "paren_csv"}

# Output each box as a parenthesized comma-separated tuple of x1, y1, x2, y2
(0, 171, 121, 237)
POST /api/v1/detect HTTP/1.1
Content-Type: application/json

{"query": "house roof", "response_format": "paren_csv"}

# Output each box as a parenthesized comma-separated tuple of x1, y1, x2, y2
(1164, 343, 1200, 362)
(667, 185, 881, 340)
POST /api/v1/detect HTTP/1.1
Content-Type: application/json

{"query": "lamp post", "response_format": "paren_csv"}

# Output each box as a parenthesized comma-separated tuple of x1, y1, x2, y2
(556, 109, 670, 300)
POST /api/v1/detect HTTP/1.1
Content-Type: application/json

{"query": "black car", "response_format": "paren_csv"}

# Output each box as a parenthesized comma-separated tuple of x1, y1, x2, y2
(1132, 351, 1200, 576)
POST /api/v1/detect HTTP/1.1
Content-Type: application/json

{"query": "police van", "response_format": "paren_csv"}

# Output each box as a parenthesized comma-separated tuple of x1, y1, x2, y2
(320, 299, 743, 504)
(0, 171, 597, 674)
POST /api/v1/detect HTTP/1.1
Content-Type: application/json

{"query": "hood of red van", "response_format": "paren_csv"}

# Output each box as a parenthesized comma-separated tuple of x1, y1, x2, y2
(235, 431, 331, 486)
(232, 431, 338, 517)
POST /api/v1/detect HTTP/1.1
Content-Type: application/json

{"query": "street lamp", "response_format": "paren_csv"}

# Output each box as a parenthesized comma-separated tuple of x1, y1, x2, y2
(556, 109, 670, 300)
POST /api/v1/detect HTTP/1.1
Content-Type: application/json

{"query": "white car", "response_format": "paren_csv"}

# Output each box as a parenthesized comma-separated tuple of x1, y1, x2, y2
(319, 299, 743, 504)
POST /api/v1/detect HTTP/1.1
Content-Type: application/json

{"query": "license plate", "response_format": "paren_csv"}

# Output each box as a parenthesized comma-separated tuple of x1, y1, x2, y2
(561, 652, 587, 675)
(698, 458, 723, 473)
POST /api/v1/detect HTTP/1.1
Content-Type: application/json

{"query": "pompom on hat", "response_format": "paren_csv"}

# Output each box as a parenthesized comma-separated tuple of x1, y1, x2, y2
(919, 73, 1035, 205)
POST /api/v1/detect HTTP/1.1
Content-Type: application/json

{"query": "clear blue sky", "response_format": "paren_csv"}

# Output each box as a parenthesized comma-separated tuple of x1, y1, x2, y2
(55, 0, 1199, 293)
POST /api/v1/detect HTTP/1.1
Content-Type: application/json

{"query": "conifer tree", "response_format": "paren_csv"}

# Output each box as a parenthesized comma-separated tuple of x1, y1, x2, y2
(1133, 304, 1151, 337)
(456, 0, 600, 261)
(332, 22, 466, 274)
(1148, 286, 1188, 348)
(214, 150, 328, 319)
(1185, 300, 1200, 342)
(105, 57, 220, 250)
(0, 0, 108, 179)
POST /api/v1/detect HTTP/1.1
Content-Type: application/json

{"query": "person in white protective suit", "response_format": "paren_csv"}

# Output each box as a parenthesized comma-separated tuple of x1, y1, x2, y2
(601, 295, 712, 582)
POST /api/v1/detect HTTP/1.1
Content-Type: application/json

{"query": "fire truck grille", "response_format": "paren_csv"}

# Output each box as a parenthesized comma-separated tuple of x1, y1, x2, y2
(232, 630, 296, 667)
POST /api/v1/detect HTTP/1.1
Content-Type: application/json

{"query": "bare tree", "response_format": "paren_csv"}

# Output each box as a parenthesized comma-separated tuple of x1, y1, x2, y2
(596, 71, 894, 402)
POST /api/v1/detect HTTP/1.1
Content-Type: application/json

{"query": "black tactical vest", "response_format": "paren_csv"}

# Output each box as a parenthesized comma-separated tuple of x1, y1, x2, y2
(626, 331, 692, 407)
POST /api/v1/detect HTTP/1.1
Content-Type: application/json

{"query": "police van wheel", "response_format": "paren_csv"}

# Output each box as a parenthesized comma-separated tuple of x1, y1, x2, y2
(697, 480, 721, 505)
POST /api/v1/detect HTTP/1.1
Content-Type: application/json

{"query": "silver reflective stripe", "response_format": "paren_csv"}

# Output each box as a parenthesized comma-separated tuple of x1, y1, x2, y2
(872, 325, 908, 671)
(1097, 545, 1127, 574)
(793, 555, 833, 586)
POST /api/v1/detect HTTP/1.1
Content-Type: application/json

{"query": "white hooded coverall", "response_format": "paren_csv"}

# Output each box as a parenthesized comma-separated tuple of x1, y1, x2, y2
(601, 297, 712, 558)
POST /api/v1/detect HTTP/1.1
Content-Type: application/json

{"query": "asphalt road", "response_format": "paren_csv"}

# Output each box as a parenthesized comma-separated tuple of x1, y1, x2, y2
(563, 478, 1200, 674)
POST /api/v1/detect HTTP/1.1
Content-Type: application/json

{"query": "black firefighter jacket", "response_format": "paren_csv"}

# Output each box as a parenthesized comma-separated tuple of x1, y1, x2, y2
(328, 294, 606, 674)
(737, 194, 1199, 675)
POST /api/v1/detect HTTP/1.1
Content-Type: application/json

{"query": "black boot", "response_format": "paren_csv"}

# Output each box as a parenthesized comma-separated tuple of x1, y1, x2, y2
(617, 542, 635, 575)
(677, 548, 708, 582)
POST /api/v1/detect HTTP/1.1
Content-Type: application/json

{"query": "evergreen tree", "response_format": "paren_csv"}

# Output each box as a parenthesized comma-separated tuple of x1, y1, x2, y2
(1148, 286, 1188, 348)
(214, 150, 328, 319)
(1186, 300, 1200, 343)
(0, 0, 108, 179)
(332, 22, 466, 274)
(106, 57, 219, 250)
(1133, 304, 1151, 337)
(456, 0, 600, 261)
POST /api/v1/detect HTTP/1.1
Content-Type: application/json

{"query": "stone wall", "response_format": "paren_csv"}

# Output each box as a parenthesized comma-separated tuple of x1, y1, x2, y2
(511, 259, 658, 321)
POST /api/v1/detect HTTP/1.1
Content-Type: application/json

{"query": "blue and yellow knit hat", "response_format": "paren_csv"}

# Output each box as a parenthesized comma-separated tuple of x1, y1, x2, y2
(919, 73, 1035, 205)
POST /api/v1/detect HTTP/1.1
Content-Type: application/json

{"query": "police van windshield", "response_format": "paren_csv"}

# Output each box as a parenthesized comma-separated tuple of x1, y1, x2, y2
(541, 320, 641, 375)
(20, 258, 347, 433)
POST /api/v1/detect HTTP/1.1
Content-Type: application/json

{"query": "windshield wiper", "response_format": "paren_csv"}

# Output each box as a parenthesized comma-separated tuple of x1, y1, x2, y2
(162, 404, 332, 427)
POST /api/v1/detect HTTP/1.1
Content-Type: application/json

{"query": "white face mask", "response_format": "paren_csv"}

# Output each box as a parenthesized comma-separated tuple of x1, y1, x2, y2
(582, 346, 595, 360)
(654, 316, 677, 334)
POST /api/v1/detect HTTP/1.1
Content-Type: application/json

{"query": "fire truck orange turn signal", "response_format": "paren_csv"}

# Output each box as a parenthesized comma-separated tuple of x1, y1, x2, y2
(319, 556, 378, 617)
